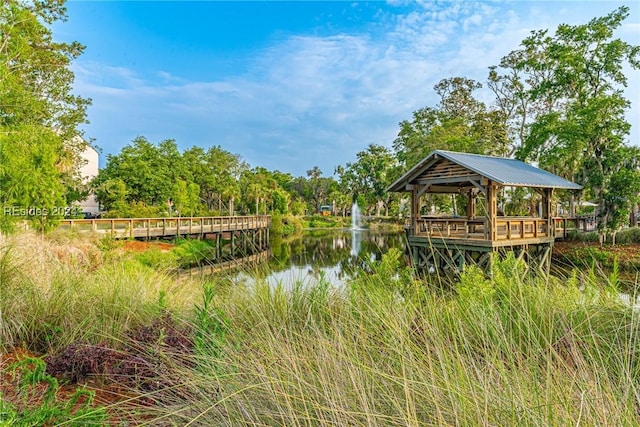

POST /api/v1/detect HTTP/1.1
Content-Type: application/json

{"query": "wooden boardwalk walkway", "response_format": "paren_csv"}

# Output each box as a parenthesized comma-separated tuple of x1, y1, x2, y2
(59, 215, 271, 239)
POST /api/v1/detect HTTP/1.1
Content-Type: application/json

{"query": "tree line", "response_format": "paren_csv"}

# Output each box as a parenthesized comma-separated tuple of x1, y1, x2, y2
(1, 1, 638, 233)
(92, 135, 399, 219)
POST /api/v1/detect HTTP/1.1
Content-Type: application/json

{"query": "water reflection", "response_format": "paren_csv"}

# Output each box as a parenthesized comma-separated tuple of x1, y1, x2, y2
(213, 230, 638, 294)
(232, 229, 406, 289)
(350, 229, 365, 258)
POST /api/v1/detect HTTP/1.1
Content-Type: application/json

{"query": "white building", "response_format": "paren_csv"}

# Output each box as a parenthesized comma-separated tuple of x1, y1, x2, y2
(77, 139, 100, 215)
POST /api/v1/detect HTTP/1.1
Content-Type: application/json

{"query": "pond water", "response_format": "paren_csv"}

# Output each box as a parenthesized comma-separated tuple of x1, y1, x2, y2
(194, 228, 638, 296)
(230, 229, 406, 289)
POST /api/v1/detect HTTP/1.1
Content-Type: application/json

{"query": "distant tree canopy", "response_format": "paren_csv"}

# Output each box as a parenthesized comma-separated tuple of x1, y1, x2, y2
(94, 134, 408, 220)
(0, 0, 91, 229)
(93, 137, 248, 217)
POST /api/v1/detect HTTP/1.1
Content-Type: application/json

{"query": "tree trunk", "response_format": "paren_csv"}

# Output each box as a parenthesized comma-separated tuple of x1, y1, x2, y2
(229, 196, 235, 216)
(569, 193, 575, 217)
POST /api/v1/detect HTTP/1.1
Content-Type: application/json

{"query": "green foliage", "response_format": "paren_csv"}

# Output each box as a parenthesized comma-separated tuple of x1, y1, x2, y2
(93, 136, 176, 207)
(193, 281, 228, 361)
(504, 187, 536, 216)
(393, 77, 510, 169)
(187, 145, 246, 214)
(271, 187, 290, 214)
(601, 154, 640, 232)
(172, 179, 201, 217)
(282, 214, 304, 235)
(102, 200, 165, 218)
(391, 8, 638, 231)
(1, 357, 106, 425)
(568, 227, 640, 245)
(614, 227, 640, 244)
(238, 166, 297, 215)
(0, 233, 192, 353)
(337, 144, 399, 216)
(135, 248, 179, 270)
(290, 199, 307, 216)
(306, 214, 344, 229)
(94, 177, 127, 212)
(94, 139, 249, 217)
(351, 247, 419, 299)
(0, 127, 68, 231)
(0, 0, 91, 226)
(456, 265, 494, 302)
(270, 211, 285, 235)
(502, 7, 640, 230)
(172, 238, 214, 267)
(391, 77, 510, 215)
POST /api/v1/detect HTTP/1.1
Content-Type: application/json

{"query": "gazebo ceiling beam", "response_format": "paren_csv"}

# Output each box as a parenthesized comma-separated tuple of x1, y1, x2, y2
(427, 185, 465, 194)
(467, 179, 486, 196)
(401, 156, 443, 186)
(417, 184, 431, 198)
(415, 175, 483, 186)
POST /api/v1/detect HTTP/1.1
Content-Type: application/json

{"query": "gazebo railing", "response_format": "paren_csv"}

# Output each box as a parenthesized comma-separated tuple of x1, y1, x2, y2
(412, 216, 551, 241)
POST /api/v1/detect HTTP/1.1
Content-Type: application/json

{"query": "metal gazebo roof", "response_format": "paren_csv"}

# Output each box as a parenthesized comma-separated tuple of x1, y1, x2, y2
(388, 150, 583, 192)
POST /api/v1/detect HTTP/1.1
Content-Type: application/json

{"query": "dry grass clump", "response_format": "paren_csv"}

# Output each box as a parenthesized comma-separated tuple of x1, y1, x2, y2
(0, 231, 101, 292)
(0, 231, 196, 354)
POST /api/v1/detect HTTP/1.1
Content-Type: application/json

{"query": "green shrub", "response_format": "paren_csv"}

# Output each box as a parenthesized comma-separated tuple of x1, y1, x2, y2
(136, 247, 179, 270)
(270, 212, 284, 235)
(306, 214, 345, 229)
(103, 201, 166, 218)
(614, 227, 640, 244)
(456, 265, 494, 302)
(172, 238, 215, 267)
(567, 227, 640, 244)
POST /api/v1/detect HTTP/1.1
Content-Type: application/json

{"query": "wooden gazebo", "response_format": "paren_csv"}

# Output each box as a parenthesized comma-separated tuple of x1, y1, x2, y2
(387, 150, 582, 272)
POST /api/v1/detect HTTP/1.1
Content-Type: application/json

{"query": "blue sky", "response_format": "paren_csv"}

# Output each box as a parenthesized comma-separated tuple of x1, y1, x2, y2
(54, 1, 639, 177)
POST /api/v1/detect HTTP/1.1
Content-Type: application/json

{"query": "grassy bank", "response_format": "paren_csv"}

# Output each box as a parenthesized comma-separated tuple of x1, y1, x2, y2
(1, 232, 639, 425)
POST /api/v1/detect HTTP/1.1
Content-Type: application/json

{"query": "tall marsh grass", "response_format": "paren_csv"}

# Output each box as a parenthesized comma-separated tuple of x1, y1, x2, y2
(0, 232, 195, 353)
(157, 250, 640, 426)
(1, 232, 639, 425)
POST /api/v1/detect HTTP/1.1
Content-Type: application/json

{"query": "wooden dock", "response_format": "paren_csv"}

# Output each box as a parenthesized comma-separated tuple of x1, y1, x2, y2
(58, 215, 271, 260)
(58, 215, 270, 240)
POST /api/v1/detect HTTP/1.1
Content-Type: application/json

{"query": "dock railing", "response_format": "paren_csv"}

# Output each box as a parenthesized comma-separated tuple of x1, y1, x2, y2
(58, 215, 271, 239)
